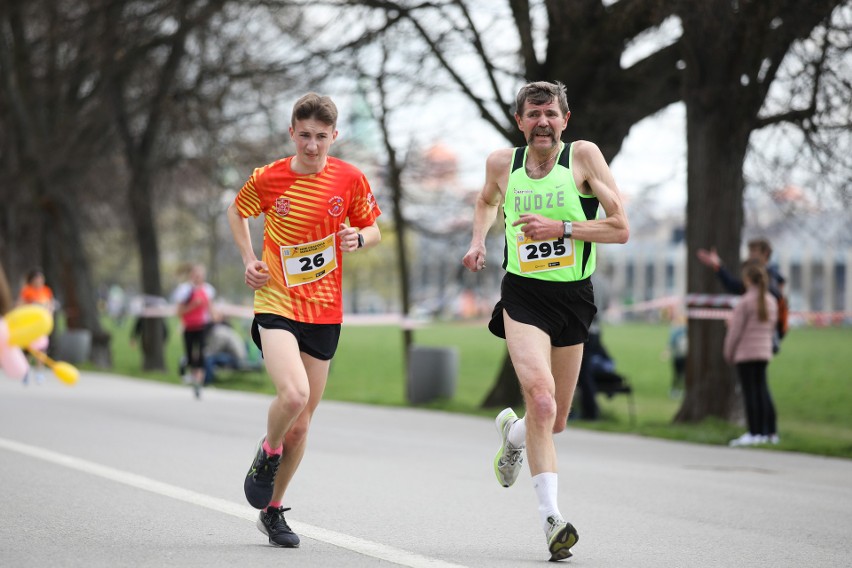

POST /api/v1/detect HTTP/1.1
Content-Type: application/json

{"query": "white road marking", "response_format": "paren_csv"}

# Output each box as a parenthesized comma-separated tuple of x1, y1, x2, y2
(0, 436, 467, 568)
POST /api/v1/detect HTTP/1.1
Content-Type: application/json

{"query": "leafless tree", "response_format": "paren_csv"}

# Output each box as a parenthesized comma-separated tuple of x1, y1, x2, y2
(675, 0, 848, 422)
(1, 0, 313, 369)
(282, 0, 678, 408)
(284, 0, 850, 420)
(0, 0, 121, 364)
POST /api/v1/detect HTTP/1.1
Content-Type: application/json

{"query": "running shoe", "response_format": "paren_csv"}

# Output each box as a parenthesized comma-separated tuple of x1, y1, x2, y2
(244, 437, 281, 509)
(545, 515, 578, 562)
(258, 506, 300, 548)
(493, 407, 524, 487)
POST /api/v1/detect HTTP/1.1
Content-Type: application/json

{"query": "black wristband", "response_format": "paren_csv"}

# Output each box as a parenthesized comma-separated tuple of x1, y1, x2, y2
(357, 233, 365, 249)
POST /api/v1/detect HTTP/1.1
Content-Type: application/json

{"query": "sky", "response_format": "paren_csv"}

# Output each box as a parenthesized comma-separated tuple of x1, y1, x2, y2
(376, 92, 689, 216)
(332, 9, 691, 215)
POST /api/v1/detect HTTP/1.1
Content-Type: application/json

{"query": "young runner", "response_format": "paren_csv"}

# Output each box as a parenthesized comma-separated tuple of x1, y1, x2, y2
(227, 92, 381, 548)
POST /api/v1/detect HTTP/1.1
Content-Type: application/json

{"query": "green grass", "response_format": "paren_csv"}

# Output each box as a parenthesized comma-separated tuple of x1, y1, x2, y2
(94, 318, 852, 459)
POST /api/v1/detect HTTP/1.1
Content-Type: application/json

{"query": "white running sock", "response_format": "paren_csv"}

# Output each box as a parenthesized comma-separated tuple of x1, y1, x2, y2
(508, 417, 527, 447)
(532, 472, 562, 532)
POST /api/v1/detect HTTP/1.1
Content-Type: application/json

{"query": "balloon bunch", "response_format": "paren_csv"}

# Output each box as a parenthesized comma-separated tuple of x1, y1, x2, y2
(0, 304, 79, 385)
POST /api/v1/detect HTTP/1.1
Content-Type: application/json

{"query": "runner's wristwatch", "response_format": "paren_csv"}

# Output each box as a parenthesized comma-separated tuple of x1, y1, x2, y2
(562, 221, 573, 239)
(357, 233, 365, 248)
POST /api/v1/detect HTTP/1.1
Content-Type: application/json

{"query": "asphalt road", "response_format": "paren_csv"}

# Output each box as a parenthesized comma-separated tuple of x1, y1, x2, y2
(1, 372, 850, 567)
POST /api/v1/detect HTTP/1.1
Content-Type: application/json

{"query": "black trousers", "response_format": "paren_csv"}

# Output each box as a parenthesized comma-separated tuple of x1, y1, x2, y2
(736, 361, 777, 436)
(183, 328, 207, 370)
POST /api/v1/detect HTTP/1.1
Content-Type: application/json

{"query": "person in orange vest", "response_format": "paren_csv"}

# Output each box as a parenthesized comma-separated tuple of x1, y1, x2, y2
(17, 268, 57, 384)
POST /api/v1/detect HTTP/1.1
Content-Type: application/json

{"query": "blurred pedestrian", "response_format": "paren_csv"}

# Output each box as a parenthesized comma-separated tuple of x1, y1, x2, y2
(462, 80, 629, 562)
(575, 318, 616, 420)
(17, 268, 56, 311)
(227, 92, 382, 548)
(667, 311, 688, 398)
(697, 237, 788, 351)
(175, 264, 214, 399)
(17, 268, 56, 384)
(724, 261, 779, 447)
(202, 316, 248, 384)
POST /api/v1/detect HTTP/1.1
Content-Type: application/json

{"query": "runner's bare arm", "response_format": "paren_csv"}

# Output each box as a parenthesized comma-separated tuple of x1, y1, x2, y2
(226, 202, 269, 289)
(358, 222, 381, 249)
(463, 149, 512, 272)
(569, 140, 629, 244)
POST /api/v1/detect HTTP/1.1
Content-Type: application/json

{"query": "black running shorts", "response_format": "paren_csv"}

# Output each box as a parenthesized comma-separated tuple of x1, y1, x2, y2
(488, 272, 597, 347)
(251, 313, 342, 361)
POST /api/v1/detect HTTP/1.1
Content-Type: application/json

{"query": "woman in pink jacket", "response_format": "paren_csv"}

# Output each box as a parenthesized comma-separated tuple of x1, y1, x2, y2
(724, 261, 779, 447)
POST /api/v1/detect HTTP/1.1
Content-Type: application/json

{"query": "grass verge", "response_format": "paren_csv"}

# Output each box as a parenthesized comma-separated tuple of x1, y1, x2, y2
(93, 318, 852, 459)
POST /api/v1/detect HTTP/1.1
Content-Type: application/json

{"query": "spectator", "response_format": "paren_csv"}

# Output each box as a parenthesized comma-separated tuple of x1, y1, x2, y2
(667, 311, 688, 398)
(203, 318, 249, 384)
(724, 260, 779, 447)
(17, 268, 56, 312)
(575, 318, 616, 420)
(130, 310, 169, 354)
(697, 237, 788, 351)
(176, 264, 214, 399)
(17, 268, 56, 384)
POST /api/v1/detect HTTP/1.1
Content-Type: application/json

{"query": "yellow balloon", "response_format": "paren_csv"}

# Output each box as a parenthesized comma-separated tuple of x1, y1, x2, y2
(5, 305, 53, 347)
(52, 362, 79, 385)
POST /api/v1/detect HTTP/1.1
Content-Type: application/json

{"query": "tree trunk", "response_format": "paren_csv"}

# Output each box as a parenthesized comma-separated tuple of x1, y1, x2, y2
(676, 112, 748, 422)
(128, 172, 166, 371)
(374, 70, 414, 367)
(481, 352, 523, 409)
(45, 191, 110, 367)
(675, 4, 751, 423)
(389, 154, 413, 365)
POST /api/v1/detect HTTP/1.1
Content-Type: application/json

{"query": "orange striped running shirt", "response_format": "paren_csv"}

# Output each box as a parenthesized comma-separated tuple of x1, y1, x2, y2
(234, 156, 381, 324)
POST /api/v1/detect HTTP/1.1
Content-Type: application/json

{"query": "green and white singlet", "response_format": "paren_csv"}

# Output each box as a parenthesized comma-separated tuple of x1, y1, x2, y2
(502, 142, 600, 282)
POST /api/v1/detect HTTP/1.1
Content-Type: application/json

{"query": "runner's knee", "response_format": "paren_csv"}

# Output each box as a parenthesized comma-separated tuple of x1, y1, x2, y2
(275, 387, 309, 415)
(526, 387, 557, 425)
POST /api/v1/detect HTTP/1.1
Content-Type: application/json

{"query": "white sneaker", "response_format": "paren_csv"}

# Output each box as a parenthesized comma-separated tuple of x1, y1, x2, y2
(729, 433, 760, 447)
(768, 434, 780, 445)
(545, 515, 579, 561)
(493, 408, 524, 487)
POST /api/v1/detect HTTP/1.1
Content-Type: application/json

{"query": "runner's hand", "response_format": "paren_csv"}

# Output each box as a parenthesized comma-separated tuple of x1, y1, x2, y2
(245, 260, 269, 290)
(462, 245, 487, 272)
(513, 214, 562, 240)
(338, 223, 360, 252)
